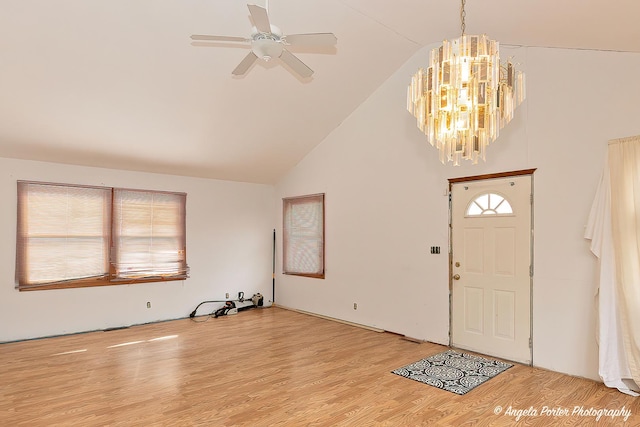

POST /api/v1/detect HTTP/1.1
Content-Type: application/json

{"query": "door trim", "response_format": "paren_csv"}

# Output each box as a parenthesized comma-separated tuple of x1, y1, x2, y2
(447, 169, 536, 365)
(448, 168, 537, 184)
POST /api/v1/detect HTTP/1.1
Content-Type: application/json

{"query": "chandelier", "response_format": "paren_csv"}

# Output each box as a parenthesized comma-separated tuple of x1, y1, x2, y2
(407, 0, 525, 165)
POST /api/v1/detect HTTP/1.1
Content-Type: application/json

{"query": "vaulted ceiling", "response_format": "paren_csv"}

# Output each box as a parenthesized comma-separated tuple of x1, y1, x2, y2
(2, 1, 639, 184)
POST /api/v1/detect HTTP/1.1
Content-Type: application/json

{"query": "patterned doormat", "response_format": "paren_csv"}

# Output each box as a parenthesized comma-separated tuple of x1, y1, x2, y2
(391, 349, 513, 395)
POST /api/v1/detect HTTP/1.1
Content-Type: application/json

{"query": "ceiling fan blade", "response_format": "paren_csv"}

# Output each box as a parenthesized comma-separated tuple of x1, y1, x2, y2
(191, 35, 249, 43)
(247, 4, 271, 33)
(279, 49, 313, 78)
(232, 51, 259, 75)
(284, 33, 337, 47)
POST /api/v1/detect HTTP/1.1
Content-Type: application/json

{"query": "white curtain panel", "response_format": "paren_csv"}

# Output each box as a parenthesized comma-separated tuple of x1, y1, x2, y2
(609, 135, 640, 393)
(585, 136, 640, 395)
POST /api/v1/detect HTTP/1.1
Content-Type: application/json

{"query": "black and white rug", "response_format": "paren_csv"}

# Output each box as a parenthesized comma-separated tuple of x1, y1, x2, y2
(391, 349, 513, 395)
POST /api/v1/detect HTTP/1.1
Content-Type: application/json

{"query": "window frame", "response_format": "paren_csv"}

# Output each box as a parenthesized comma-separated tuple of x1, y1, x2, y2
(282, 193, 325, 279)
(465, 192, 515, 217)
(15, 180, 188, 291)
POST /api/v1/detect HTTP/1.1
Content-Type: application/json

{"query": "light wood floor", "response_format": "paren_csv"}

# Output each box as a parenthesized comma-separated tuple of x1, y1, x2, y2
(1, 307, 639, 426)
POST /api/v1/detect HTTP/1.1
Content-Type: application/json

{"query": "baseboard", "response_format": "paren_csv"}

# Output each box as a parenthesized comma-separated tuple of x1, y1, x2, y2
(400, 336, 425, 344)
(274, 304, 384, 333)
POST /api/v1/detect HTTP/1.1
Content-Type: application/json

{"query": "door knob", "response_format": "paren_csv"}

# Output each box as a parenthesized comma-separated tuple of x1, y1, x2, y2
(453, 274, 461, 280)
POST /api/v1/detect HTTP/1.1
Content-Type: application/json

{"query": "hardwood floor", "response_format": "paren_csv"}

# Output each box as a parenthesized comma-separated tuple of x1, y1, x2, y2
(1, 307, 638, 426)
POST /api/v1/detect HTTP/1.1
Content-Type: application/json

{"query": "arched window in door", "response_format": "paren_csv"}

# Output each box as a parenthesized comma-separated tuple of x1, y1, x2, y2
(466, 193, 514, 216)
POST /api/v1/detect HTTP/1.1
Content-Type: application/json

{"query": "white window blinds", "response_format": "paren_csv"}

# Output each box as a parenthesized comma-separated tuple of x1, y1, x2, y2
(16, 181, 189, 291)
(16, 182, 111, 289)
(283, 194, 324, 278)
(112, 189, 188, 280)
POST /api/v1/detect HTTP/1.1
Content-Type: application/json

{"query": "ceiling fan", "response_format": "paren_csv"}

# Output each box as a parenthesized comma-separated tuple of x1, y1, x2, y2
(191, 3, 337, 78)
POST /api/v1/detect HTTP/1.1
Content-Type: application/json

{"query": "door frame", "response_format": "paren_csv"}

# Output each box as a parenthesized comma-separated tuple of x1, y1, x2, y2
(448, 168, 536, 365)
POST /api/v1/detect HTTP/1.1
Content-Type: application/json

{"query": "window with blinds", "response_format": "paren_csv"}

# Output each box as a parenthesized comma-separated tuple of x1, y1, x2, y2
(16, 182, 111, 289)
(283, 193, 324, 278)
(15, 181, 188, 291)
(112, 189, 188, 280)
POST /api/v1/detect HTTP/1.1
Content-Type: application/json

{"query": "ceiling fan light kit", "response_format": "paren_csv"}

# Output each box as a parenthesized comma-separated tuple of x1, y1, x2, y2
(191, 3, 337, 78)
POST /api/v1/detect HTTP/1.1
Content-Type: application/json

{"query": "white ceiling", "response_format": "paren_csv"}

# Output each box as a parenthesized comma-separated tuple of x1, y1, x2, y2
(1, 1, 639, 184)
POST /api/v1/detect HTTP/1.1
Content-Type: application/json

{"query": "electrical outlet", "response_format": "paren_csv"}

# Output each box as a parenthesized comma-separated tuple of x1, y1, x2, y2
(353, 302, 358, 310)
(146, 302, 151, 308)
(225, 292, 230, 299)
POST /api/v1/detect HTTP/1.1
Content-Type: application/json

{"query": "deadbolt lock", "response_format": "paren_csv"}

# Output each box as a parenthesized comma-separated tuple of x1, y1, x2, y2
(453, 274, 461, 280)
(455, 262, 460, 267)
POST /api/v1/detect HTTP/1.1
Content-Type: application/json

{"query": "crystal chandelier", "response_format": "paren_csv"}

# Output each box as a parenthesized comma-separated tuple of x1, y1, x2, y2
(407, 0, 525, 165)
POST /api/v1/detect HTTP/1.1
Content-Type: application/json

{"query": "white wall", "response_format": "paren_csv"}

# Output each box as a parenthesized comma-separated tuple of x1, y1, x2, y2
(274, 45, 640, 381)
(0, 158, 275, 342)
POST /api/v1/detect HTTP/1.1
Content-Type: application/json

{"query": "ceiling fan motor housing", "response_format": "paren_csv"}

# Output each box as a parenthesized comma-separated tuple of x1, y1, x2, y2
(251, 25, 283, 60)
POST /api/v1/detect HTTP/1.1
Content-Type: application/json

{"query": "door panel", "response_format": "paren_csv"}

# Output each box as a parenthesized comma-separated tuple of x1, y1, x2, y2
(494, 290, 515, 339)
(494, 227, 516, 276)
(451, 175, 532, 364)
(464, 287, 484, 334)
(464, 228, 484, 273)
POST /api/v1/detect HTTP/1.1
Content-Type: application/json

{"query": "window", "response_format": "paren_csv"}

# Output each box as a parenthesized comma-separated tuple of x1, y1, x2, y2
(283, 193, 324, 278)
(466, 192, 513, 216)
(16, 181, 188, 291)
(112, 189, 187, 281)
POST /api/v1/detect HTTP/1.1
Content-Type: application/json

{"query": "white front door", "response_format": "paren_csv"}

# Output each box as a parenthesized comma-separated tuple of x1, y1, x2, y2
(451, 174, 532, 364)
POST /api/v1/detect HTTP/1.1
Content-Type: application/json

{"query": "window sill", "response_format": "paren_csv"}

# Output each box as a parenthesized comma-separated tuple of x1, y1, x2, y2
(17, 275, 188, 291)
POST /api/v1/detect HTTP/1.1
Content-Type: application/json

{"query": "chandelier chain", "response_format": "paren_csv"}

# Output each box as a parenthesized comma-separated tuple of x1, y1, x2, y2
(460, 0, 466, 36)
